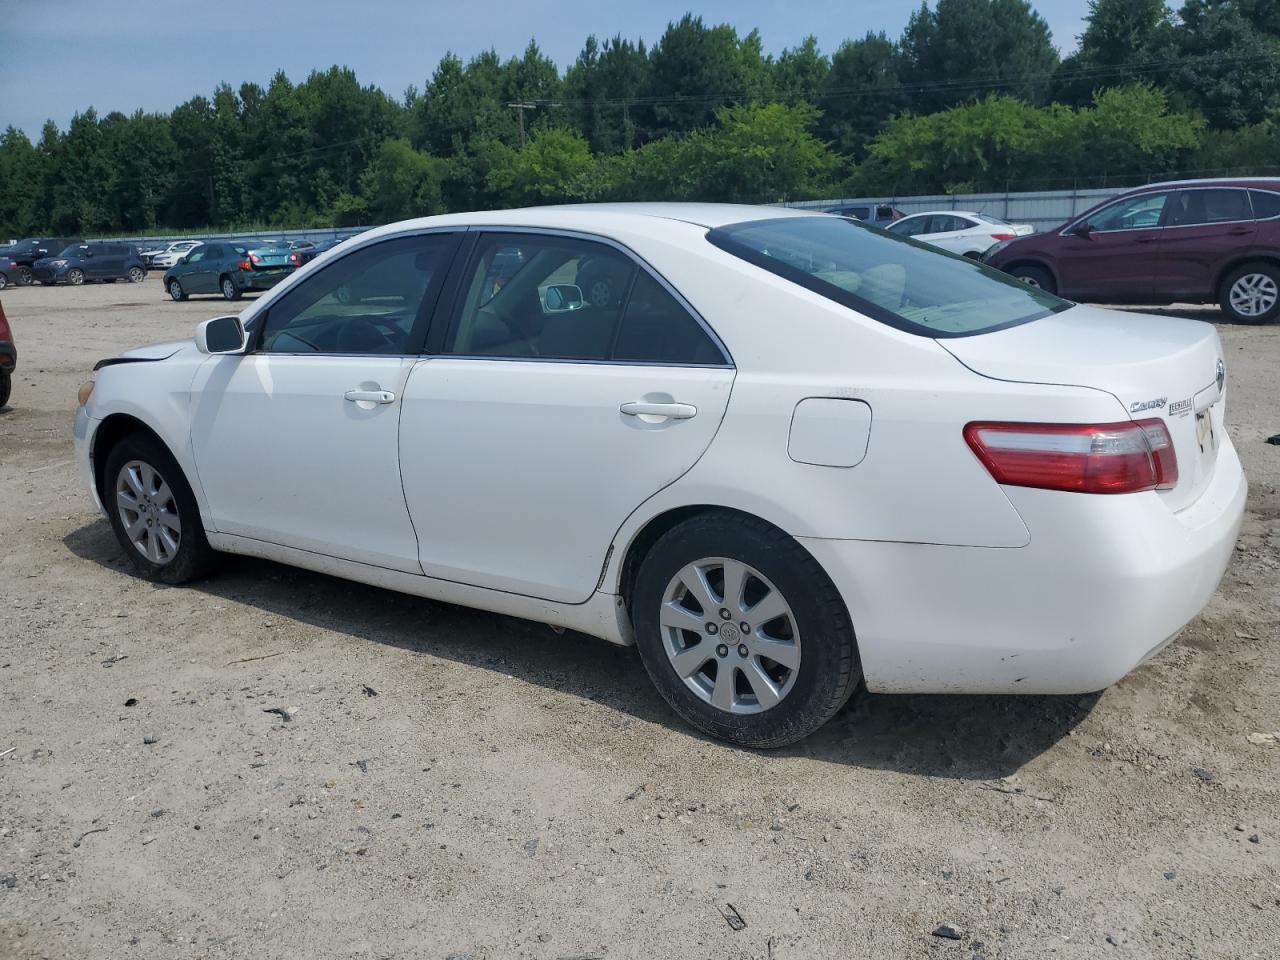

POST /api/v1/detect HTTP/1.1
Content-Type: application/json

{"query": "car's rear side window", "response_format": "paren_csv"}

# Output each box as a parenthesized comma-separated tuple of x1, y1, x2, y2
(1250, 190, 1280, 220)
(707, 216, 1070, 338)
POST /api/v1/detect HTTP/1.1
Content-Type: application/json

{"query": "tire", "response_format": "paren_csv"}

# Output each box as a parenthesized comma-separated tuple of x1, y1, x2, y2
(17, 266, 32, 285)
(1008, 264, 1056, 294)
(168, 279, 187, 302)
(220, 275, 241, 301)
(631, 513, 861, 748)
(0, 272, 8, 290)
(0, 369, 10, 409)
(128, 266, 145, 283)
(67, 268, 85, 286)
(1218, 262, 1280, 324)
(103, 433, 216, 585)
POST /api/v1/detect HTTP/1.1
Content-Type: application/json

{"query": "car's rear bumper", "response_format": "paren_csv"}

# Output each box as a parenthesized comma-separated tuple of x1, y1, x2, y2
(800, 433, 1247, 694)
(237, 269, 292, 291)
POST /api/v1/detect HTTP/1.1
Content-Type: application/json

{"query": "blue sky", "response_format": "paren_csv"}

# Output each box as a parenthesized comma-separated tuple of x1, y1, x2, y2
(1, 0, 1091, 138)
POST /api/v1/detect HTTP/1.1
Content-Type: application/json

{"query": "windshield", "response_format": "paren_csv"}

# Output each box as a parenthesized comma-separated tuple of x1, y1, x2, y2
(706, 216, 1069, 338)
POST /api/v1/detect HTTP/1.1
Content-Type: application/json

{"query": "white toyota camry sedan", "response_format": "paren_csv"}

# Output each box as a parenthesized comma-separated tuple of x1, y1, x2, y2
(73, 204, 1246, 747)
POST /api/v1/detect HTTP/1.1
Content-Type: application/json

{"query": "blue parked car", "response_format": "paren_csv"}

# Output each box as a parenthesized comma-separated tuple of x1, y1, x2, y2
(32, 242, 147, 285)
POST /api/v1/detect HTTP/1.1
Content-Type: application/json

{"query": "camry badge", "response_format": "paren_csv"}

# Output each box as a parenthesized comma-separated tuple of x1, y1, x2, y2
(1130, 397, 1167, 413)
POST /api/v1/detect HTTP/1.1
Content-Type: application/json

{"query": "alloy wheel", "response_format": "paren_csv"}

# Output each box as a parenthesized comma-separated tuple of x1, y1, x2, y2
(68, 269, 84, 285)
(660, 557, 801, 715)
(222, 278, 236, 299)
(115, 459, 182, 565)
(128, 267, 144, 283)
(1229, 272, 1278, 318)
(18, 266, 33, 285)
(169, 280, 183, 301)
(1019, 275, 1041, 288)
(589, 279, 611, 306)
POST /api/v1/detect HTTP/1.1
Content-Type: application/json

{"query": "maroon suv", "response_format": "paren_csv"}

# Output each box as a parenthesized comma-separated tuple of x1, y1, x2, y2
(985, 178, 1280, 323)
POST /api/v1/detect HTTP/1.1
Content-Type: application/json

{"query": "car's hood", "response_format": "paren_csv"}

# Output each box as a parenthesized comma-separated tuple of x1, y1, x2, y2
(120, 339, 192, 361)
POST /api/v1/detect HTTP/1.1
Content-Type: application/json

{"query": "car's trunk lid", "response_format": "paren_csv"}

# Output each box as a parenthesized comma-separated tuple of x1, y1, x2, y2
(248, 246, 292, 270)
(941, 303, 1226, 511)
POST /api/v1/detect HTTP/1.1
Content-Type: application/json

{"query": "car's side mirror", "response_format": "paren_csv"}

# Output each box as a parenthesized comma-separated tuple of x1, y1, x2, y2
(195, 315, 247, 354)
(541, 283, 584, 314)
(1069, 221, 1095, 238)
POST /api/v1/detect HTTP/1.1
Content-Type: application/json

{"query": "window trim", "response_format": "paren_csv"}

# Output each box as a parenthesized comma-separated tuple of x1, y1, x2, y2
(707, 216, 1071, 340)
(426, 226, 734, 369)
(247, 230, 464, 358)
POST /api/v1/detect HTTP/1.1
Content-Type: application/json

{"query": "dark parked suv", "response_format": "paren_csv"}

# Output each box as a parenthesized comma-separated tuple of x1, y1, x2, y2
(985, 178, 1280, 323)
(7, 237, 82, 285)
(33, 242, 147, 285)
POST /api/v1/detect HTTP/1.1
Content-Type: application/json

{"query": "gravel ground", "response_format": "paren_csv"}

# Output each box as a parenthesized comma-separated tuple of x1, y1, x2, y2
(1, 278, 1277, 960)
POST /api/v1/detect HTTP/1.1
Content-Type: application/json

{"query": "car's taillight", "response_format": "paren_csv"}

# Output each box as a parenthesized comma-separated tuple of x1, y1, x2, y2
(249, 253, 260, 265)
(290, 252, 300, 266)
(238, 260, 252, 271)
(964, 419, 1178, 494)
(990, 232, 1016, 241)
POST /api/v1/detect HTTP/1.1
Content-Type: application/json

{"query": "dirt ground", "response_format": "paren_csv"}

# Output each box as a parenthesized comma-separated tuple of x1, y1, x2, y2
(0, 277, 1277, 960)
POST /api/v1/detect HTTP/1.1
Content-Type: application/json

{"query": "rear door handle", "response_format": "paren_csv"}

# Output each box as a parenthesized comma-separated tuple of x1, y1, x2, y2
(1227, 227, 1252, 235)
(344, 389, 396, 404)
(620, 401, 697, 420)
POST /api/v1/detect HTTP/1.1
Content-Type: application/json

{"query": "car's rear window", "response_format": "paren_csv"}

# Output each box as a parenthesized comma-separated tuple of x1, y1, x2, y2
(706, 216, 1070, 338)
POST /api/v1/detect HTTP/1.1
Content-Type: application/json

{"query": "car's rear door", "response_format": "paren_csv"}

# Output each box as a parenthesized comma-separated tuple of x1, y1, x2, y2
(1155, 187, 1256, 300)
(398, 230, 735, 603)
(188, 231, 461, 572)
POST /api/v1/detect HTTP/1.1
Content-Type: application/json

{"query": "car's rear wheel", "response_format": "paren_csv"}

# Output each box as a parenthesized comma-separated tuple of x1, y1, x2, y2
(104, 434, 215, 584)
(1008, 264, 1056, 294)
(631, 513, 861, 748)
(221, 276, 241, 301)
(17, 266, 32, 285)
(67, 268, 85, 286)
(0, 369, 11, 409)
(0, 272, 7, 290)
(1219, 263, 1280, 324)
(168, 279, 187, 302)
(128, 266, 145, 283)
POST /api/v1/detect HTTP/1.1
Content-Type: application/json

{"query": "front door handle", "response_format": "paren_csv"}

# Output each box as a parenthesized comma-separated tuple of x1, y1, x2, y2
(620, 401, 697, 420)
(344, 389, 396, 404)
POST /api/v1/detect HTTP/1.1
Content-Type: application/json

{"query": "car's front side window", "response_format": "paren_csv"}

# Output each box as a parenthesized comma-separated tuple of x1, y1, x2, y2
(258, 233, 454, 356)
(1086, 192, 1170, 232)
(708, 215, 1069, 338)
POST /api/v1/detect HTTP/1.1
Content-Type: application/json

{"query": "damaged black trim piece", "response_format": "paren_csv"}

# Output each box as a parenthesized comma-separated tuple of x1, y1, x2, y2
(93, 353, 178, 372)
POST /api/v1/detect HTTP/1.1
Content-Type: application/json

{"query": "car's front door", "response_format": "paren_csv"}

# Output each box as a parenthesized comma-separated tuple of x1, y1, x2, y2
(188, 231, 460, 572)
(922, 215, 977, 254)
(1155, 187, 1257, 300)
(176, 247, 213, 293)
(398, 230, 736, 603)
(1053, 191, 1171, 301)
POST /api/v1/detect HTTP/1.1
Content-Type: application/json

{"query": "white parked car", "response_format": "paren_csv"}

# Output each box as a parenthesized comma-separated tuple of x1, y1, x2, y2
(73, 204, 1245, 747)
(144, 240, 203, 270)
(886, 210, 1034, 258)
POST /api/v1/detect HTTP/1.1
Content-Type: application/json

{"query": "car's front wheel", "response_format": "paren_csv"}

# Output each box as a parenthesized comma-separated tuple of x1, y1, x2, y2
(104, 434, 215, 584)
(1219, 262, 1280, 324)
(168, 279, 187, 302)
(127, 266, 145, 283)
(221, 276, 241, 301)
(67, 268, 85, 286)
(632, 513, 861, 748)
(1008, 264, 1056, 294)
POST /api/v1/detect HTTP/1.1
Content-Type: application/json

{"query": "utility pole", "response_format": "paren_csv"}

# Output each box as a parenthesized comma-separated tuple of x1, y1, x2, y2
(507, 101, 536, 147)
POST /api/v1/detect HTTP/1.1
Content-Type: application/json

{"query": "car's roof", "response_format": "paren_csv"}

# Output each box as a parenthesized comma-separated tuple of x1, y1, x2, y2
(1124, 177, 1280, 192)
(365, 202, 830, 238)
(897, 210, 989, 219)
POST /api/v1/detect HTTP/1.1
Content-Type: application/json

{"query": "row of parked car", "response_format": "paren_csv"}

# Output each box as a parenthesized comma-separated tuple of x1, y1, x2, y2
(830, 177, 1280, 324)
(0, 235, 344, 299)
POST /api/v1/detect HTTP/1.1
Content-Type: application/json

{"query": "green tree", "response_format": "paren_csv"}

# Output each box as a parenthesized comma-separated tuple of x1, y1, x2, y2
(1172, 0, 1280, 128)
(357, 137, 447, 221)
(1055, 0, 1177, 106)
(900, 0, 1060, 111)
(485, 128, 605, 206)
(0, 128, 48, 238)
(774, 36, 830, 104)
(818, 33, 907, 159)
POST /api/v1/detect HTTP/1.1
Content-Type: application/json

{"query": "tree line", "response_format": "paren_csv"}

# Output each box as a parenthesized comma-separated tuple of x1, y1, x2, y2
(1, 0, 1277, 238)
